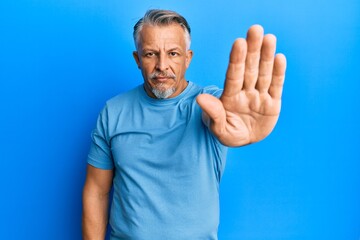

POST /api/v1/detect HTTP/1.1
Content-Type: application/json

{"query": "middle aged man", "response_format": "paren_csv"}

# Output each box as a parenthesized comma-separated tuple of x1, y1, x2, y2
(83, 9, 287, 240)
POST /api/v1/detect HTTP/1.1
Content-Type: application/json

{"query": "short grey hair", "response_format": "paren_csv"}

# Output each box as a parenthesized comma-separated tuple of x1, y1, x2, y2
(133, 9, 191, 50)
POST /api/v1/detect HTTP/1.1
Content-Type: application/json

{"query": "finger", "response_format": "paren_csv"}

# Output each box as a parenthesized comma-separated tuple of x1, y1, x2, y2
(196, 93, 226, 131)
(256, 34, 276, 93)
(222, 38, 247, 97)
(243, 25, 264, 90)
(269, 53, 287, 99)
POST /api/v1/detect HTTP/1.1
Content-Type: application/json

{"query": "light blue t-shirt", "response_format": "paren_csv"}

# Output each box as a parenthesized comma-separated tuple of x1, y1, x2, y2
(87, 82, 228, 240)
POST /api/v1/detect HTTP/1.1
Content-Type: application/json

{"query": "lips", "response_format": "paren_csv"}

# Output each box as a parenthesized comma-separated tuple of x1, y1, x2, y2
(149, 71, 176, 83)
(154, 77, 170, 82)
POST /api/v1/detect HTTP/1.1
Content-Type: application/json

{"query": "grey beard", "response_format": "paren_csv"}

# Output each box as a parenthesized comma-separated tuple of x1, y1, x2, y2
(152, 85, 176, 99)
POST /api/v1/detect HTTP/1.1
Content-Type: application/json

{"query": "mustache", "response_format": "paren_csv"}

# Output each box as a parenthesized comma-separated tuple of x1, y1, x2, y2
(149, 71, 176, 79)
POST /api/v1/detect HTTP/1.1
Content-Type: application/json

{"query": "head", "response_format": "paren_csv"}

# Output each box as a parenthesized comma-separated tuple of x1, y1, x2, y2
(132, 9, 193, 99)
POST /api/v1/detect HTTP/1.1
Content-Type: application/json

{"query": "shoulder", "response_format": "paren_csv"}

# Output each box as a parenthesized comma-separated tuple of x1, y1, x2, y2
(201, 85, 223, 98)
(106, 86, 142, 106)
(94, 85, 143, 122)
(189, 82, 223, 98)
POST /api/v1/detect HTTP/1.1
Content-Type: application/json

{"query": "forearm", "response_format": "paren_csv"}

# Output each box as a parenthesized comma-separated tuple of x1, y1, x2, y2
(82, 188, 110, 240)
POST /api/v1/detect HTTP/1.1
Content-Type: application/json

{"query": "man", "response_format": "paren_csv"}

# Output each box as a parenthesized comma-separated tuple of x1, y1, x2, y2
(82, 9, 286, 240)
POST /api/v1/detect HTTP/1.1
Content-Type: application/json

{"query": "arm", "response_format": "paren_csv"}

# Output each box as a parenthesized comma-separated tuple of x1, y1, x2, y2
(82, 164, 114, 240)
(197, 25, 287, 147)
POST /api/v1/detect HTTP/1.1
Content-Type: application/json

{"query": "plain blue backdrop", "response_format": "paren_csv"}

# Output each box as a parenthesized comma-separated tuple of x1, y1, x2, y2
(1, 0, 359, 239)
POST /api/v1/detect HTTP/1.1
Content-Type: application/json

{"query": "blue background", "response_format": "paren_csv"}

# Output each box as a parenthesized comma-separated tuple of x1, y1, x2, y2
(1, 0, 359, 239)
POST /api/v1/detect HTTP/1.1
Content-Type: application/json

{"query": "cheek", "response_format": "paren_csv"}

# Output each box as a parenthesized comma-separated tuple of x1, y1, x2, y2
(178, 63, 188, 75)
(140, 65, 153, 77)
(140, 59, 156, 71)
(172, 60, 187, 72)
(185, 59, 190, 68)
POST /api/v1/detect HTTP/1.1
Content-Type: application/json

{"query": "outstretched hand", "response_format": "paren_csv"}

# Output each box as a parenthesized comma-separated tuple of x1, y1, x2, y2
(196, 25, 287, 147)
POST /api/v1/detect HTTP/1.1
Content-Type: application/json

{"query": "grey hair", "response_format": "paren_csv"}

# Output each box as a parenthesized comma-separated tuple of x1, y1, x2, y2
(133, 9, 191, 50)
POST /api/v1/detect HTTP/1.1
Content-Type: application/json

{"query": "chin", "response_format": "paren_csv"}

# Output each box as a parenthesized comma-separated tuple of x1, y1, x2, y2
(152, 86, 176, 99)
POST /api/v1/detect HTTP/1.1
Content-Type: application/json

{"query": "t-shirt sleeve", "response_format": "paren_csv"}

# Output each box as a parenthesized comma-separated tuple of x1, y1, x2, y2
(201, 85, 223, 98)
(87, 105, 114, 170)
(200, 85, 224, 129)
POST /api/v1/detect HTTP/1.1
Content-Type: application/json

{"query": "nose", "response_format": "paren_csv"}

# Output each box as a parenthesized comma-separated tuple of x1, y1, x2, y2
(156, 53, 169, 71)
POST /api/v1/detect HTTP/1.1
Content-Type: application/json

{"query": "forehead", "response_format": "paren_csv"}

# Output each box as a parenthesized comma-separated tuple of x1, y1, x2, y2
(138, 24, 186, 49)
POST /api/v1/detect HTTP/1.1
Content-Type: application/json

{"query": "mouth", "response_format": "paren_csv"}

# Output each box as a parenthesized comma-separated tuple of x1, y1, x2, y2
(153, 77, 171, 82)
(149, 71, 176, 83)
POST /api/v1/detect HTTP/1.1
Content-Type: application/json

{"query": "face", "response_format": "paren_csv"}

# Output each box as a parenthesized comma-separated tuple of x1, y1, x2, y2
(133, 24, 193, 99)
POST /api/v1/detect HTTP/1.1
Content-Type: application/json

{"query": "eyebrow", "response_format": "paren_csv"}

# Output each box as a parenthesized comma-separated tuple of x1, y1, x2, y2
(168, 47, 182, 52)
(141, 47, 183, 53)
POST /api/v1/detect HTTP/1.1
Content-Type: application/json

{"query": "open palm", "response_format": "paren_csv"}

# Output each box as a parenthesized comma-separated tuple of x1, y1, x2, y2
(197, 25, 287, 147)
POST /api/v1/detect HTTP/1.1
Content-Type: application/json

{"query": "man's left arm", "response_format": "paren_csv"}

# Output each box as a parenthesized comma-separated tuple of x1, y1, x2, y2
(197, 25, 287, 147)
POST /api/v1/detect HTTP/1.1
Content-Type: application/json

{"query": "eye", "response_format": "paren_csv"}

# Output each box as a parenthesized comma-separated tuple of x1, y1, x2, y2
(169, 52, 179, 57)
(144, 52, 156, 57)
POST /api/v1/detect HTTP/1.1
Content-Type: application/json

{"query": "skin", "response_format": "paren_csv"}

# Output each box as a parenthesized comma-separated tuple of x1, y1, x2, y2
(132, 24, 193, 99)
(82, 165, 113, 240)
(197, 25, 287, 146)
(82, 24, 286, 239)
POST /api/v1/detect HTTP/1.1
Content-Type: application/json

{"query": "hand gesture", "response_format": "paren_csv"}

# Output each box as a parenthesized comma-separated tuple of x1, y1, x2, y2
(196, 25, 287, 147)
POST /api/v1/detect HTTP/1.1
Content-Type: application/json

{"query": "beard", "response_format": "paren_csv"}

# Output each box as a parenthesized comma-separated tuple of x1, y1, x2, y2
(148, 71, 177, 99)
(151, 83, 176, 99)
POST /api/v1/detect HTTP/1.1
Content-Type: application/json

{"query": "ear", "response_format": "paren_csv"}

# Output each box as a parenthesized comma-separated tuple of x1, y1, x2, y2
(185, 50, 193, 68)
(133, 51, 141, 69)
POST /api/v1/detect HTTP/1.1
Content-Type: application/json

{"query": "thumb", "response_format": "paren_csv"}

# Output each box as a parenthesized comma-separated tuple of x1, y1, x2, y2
(196, 93, 226, 129)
